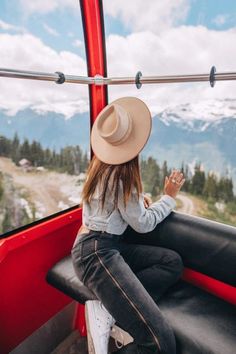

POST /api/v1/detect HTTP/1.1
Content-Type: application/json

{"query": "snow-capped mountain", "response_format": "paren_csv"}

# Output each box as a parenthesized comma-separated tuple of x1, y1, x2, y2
(159, 99, 236, 131)
(142, 100, 236, 191)
(0, 99, 236, 190)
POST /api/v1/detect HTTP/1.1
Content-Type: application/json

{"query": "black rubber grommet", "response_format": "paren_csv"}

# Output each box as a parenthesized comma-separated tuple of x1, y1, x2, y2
(55, 71, 65, 84)
(135, 71, 142, 89)
(209, 66, 216, 88)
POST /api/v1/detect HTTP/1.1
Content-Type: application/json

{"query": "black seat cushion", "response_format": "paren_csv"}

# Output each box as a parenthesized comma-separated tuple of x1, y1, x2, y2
(46, 255, 96, 303)
(123, 212, 236, 287)
(47, 256, 236, 354)
(159, 281, 236, 354)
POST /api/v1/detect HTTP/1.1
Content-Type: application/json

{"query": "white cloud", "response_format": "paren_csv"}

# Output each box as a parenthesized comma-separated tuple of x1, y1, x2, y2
(0, 19, 25, 33)
(19, 0, 77, 15)
(43, 23, 59, 37)
(73, 39, 83, 48)
(106, 26, 236, 116)
(103, 0, 190, 33)
(0, 24, 236, 121)
(18, 0, 190, 34)
(0, 33, 88, 118)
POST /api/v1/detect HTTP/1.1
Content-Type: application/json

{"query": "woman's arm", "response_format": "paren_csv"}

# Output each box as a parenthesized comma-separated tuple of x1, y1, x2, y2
(118, 191, 176, 233)
(118, 170, 185, 233)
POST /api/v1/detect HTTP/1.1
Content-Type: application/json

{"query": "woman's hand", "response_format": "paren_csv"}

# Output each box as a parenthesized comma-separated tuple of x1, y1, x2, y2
(143, 194, 152, 208)
(164, 170, 185, 199)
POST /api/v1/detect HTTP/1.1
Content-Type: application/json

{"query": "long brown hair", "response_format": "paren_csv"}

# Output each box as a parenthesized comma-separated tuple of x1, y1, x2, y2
(82, 155, 143, 209)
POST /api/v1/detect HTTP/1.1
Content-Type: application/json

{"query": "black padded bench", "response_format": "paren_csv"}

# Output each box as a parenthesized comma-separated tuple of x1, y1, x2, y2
(47, 212, 236, 354)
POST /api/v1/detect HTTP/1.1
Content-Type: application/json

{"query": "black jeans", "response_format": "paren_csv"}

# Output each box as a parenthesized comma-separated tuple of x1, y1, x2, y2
(71, 229, 183, 354)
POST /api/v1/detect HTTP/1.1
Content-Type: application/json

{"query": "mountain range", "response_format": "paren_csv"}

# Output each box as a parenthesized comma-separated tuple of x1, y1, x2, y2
(0, 99, 236, 190)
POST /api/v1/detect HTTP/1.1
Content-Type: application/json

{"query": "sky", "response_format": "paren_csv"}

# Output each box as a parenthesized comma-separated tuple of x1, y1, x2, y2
(0, 0, 236, 118)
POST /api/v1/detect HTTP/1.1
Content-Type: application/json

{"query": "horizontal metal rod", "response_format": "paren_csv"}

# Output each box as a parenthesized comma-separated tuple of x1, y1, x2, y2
(0, 67, 236, 85)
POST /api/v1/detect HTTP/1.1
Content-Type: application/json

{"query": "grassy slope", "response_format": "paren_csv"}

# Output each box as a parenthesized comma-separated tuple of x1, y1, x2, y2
(181, 193, 236, 227)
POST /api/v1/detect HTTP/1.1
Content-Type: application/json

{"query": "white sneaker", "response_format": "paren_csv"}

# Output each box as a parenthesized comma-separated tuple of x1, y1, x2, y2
(85, 300, 116, 354)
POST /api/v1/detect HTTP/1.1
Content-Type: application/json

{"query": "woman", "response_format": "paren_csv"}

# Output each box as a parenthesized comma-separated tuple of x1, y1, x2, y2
(71, 97, 185, 354)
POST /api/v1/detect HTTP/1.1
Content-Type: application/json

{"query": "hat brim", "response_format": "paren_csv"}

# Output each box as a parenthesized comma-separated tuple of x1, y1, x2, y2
(91, 97, 152, 164)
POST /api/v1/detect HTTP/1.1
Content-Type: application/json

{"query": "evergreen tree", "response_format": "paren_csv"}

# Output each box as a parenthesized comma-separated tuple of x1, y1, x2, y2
(44, 148, 52, 166)
(11, 133, 20, 163)
(180, 162, 190, 192)
(141, 157, 161, 197)
(72, 146, 83, 175)
(20, 138, 31, 161)
(161, 160, 168, 187)
(51, 149, 57, 168)
(191, 163, 205, 195)
(81, 151, 89, 172)
(0, 136, 11, 157)
(203, 172, 218, 200)
(218, 176, 234, 202)
(30, 140, 44, 167)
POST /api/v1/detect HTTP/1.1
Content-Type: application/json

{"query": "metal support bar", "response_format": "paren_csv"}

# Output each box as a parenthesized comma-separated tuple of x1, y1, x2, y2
(0, 67, 236, 86)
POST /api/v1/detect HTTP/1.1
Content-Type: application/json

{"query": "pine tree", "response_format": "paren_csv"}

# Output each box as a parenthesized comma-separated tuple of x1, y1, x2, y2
(44, 148, 52, 167)
(0, 136, 11, 157)
(82, 152, 89, 172)
(191, 163, 205, 195)
(72, 146, 83, 175)
(141, 157, 161, 197)
(160, 160, 169, 190)
(182, 162, 191, 192)
(218, 176, 234, 202)
(30, 140, 43, 167)
(11, 133, 20, 163)
(203, 172, 218, 200)
(20, 138, 31, 162)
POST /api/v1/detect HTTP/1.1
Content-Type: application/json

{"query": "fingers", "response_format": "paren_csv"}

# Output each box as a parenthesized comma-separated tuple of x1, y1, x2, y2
(169, 169, 181, 180)
(164, 176, 169, 186)
(164, 169, 185, 198)
(168, 169, 185, 188)
(169, 170, 175, 179)
(179, 178, 185, 188)
(143, 195, 152, 208)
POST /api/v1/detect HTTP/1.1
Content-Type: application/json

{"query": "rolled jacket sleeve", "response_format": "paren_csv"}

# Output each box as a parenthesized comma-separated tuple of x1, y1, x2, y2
(118, 190, 176, 233)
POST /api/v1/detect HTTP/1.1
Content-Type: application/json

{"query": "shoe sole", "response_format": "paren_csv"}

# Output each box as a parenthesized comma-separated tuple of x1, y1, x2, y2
(85, 303, 96, 354)
(110, 325, 134, 346)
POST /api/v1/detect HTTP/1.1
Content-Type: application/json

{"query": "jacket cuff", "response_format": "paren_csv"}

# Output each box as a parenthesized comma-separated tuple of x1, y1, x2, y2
(160, 194, 176, 209)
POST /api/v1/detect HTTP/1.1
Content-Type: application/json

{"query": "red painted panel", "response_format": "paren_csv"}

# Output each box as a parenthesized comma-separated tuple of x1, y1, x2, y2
(183, 268, 236, 305)
(0, 208, 82, 354)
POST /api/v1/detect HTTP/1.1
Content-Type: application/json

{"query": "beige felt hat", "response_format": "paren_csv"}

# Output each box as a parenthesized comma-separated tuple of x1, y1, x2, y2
(91, 97, 152, 164)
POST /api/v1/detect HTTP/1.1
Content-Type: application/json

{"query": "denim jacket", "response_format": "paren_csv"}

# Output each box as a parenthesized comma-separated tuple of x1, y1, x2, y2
(82, 179, 176, 235)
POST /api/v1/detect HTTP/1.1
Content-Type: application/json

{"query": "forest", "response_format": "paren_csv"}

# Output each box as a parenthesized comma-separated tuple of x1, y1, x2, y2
(0, 133, 235, 203)
(0, 133, 89, 175)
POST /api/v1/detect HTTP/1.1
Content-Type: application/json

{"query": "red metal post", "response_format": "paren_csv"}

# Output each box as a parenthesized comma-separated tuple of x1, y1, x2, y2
(74, 0, 108, 335)
(80, 0, 108, 128)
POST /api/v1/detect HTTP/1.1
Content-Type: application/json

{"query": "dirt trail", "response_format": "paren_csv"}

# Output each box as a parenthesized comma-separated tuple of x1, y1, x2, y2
(0, 157, 81, 217)
(176, 193, 195, 214)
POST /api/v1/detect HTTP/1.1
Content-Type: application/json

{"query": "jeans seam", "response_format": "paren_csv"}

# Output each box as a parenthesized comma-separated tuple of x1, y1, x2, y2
(94, 239, 161, 352)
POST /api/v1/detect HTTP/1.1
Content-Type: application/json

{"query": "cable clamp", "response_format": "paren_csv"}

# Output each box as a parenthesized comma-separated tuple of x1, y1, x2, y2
(209, 66, 216, 88)
(94, 74, 104, 85)
(135, 71, 142, 89)
(55, 71, 65, 84)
